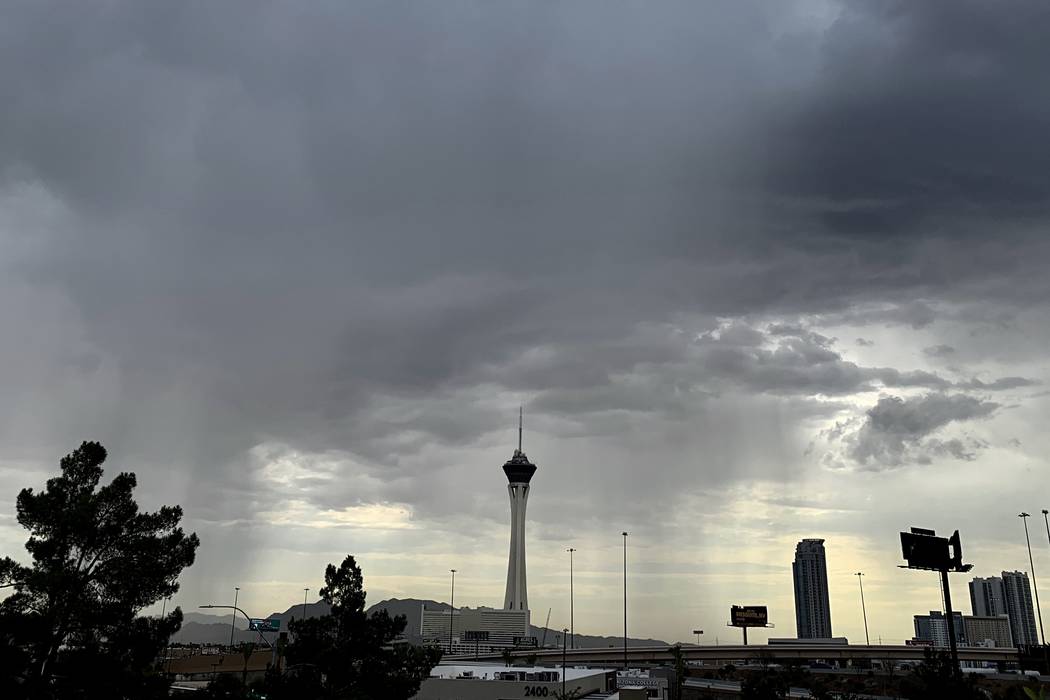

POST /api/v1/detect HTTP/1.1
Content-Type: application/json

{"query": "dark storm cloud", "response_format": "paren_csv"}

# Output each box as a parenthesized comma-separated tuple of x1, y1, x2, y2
(1, 0, 1049, 534)
(772, 1, 1050, 232)
(530, 321, 1033, 430)
(832, 393, 1000, 470)
(757, 1, 1050, 327)
(0, 2, 825, 466)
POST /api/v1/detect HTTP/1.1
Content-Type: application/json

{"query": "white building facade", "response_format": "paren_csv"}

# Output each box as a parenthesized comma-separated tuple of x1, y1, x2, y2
(420, 605, 532, 654)
(412, 664, 616, 700)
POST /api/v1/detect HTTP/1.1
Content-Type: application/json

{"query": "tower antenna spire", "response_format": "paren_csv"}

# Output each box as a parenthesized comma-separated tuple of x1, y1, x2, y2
(518, 406, 523, 453)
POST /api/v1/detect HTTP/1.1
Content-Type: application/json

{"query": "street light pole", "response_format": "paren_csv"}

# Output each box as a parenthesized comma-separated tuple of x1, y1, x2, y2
(856, 573, 870, 645)
(567, 548, 576, 650)
(693, 629, 704, 646)
(622, 531, 628, 671)
(562, 627, 568, 697)
(1020, 513, 1046, 645)
(449, 569, 457, 655)
(201, 604, 273, 650)
(302, 588, 309, 628)
(230, 587, 240, 648)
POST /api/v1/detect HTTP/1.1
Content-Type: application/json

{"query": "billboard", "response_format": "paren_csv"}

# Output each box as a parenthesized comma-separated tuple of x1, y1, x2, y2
(900, 529, 967, 572)
(513, 636, 538, 647)
(463, 631, 489, 642)
(249, 618, 281, 632)
(730, 605, 768, 628)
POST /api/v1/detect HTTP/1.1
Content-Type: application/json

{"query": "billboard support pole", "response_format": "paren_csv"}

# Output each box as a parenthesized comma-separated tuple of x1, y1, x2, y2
(900, 527, 972, 674)
(941, 568, 959, 672)
(742, 627, 748, 646)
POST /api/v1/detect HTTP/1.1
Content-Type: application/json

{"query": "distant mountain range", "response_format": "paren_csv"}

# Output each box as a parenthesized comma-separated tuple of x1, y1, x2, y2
(170, 597, 667, 649)
(170, 601, 332, 645)
(365, 598, 669, 649)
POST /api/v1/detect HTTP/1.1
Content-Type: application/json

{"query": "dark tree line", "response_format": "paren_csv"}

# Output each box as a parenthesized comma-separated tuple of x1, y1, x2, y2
(0, 442, 440, 700)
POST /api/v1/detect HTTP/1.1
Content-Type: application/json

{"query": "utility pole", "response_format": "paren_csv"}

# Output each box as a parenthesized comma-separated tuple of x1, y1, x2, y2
(1021, 513, 1046, 645)
(622, 532, 628, 670)
(856, 572, 870, 645)
(562, 628, 568, 697)
(230, 587, 240, 648)
(449, 569, 457, 655)
(567, 547, 576, 649)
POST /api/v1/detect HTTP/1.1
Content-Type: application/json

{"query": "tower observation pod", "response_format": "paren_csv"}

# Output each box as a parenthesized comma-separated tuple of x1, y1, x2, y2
(503, 408, 536, 611)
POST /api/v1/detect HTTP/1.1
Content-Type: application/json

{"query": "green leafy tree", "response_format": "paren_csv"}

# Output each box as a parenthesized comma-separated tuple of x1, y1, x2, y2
(1023, 686, 1048, 700)
(0, 441, 199, 699)
(273, 555, 441, 699)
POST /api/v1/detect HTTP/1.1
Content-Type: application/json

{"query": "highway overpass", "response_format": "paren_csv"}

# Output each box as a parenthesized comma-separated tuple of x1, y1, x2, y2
(459, 644, 1020, 665)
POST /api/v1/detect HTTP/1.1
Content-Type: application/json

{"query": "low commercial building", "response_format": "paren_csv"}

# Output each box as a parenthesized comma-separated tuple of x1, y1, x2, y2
(616, 669, 672, 699)
(421, 605, 532, 654)
(412, 663, 616, 700)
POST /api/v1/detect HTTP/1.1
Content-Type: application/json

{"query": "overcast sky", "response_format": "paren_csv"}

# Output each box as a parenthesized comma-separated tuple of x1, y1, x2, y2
(3, 0, 1050, 645)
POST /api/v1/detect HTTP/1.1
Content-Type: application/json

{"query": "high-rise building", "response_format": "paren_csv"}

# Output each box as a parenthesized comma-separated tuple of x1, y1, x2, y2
(913, 611, 966, 647)
(970, 577, 1008, 618)
(1002, 571, 1039, 646)
(793, 539, 832, 639)
(503, 410, 536, 611)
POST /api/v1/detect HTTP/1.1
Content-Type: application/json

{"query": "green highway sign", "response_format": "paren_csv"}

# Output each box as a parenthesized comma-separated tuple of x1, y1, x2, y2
(249, 618, 280, 632)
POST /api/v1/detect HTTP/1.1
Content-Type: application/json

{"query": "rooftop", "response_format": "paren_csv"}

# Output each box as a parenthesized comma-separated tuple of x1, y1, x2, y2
(431, 663, 611, 682)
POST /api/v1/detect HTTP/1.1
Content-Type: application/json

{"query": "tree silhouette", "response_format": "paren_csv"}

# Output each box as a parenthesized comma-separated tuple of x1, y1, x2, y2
(667, 643, 686, 699)
(899, 648, 984, 700)
(741, 667, 789, 699)
(0, 441, 199, 699)
(239, 643, 255, 687)
(272, 555, 441, 699)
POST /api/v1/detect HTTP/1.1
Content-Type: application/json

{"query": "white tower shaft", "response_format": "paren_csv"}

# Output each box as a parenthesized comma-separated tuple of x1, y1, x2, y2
(504, 482, 530, 610)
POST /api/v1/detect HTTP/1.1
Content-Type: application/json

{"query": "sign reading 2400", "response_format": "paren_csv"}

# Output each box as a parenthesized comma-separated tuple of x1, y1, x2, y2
(523, 687, 550, 697)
